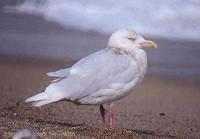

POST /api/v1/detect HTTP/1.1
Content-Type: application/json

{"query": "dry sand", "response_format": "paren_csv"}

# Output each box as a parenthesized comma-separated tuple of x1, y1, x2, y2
(0, 57, 200, 138)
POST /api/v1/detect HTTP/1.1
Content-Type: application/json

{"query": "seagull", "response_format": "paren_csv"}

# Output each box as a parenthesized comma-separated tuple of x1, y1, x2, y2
(25, 29, 157, 128)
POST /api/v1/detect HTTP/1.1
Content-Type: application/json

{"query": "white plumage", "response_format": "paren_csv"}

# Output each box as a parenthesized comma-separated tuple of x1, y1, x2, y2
(25, 29, 157, 127)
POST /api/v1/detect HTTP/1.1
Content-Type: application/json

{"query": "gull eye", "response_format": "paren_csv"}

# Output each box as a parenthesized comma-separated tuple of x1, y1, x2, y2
(127, 37, 136, 41)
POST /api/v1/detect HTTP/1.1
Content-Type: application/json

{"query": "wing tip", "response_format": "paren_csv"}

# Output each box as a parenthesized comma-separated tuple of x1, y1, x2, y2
(47, 72, 55, 76)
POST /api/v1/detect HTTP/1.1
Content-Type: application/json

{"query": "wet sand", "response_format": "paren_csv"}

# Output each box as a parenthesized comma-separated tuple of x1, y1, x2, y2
(1, 1, 200, 138)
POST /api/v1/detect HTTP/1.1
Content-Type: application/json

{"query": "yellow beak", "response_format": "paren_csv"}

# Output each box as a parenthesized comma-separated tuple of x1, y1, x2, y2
(139, 40, 157, 48)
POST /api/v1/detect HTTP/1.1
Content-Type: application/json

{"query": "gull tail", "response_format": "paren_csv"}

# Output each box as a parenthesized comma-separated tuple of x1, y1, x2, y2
(25, 92, 48, 102)
(25, 84, 64, 107)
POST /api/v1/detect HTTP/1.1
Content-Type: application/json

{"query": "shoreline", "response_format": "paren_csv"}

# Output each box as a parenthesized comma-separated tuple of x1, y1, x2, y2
(1, 53, 200, 83)
(1, 11, 200, 78)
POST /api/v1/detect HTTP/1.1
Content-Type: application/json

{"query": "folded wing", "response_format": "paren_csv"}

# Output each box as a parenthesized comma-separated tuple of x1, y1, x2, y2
(55, 48, 139, 102)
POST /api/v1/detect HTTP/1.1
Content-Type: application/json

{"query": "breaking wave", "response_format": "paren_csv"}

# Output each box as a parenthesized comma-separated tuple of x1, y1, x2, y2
(15, 0, 200, 40)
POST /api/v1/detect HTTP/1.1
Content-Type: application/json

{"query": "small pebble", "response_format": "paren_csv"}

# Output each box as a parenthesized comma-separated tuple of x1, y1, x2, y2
(159, 113, 165, 116)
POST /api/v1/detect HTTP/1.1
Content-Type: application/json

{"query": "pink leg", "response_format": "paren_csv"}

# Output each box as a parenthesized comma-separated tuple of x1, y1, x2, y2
(100, 105, 106, 128)
(109, 104, 114, 128)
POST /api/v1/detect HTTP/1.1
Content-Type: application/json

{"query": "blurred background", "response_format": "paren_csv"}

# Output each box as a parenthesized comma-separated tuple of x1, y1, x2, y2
(1, 0, 200, 77)
(0, 0, 200, 138)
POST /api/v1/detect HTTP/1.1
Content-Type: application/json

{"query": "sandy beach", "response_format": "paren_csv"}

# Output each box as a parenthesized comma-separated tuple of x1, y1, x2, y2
(0, 57, 200, 138)
(1, 1, 200, 138)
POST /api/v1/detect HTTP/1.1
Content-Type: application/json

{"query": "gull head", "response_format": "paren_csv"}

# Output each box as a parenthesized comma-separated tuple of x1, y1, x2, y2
(108, 29, 157, 51)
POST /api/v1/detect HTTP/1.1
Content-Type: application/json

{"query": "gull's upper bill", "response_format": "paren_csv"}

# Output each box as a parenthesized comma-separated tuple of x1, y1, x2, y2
(25, 29, 157, 128)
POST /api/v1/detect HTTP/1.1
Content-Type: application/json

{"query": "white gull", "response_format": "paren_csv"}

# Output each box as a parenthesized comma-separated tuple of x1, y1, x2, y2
(25, 29, 157, 128)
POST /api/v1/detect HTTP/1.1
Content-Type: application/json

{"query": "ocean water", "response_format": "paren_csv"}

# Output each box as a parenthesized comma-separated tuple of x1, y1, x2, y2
(1, 0, 200, 77)
(14, 0, 200, 40)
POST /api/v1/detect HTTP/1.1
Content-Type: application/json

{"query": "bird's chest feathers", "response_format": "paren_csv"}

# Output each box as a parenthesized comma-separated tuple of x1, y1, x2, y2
(135, 49, 147, 77)
(111, 47, 147, 77)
